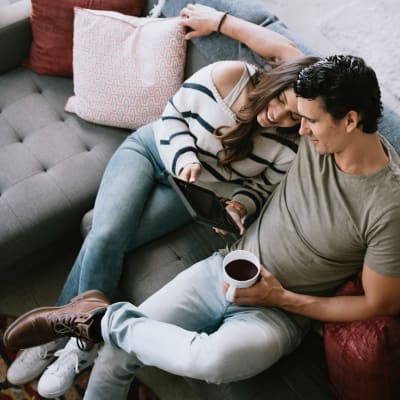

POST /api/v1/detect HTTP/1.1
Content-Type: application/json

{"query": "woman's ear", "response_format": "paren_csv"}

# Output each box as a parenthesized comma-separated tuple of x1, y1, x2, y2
(345, 110, 360, 133)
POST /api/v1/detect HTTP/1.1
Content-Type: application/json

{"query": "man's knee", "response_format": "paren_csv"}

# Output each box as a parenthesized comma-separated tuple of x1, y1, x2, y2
(187, 347, 242, 384)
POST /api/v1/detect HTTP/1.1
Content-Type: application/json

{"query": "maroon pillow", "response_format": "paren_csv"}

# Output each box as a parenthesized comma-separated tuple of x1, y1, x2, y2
(323, 274, 400, 400)
(24, 0, 145, 76)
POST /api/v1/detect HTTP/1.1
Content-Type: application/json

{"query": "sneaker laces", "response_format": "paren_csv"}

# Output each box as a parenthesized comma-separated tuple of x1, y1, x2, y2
(76, 337, 88, 351)
(47, 345, 83, 375)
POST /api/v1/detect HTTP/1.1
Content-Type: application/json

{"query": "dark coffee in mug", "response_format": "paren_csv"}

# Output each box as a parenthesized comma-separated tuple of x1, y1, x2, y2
(225, 259, 258, 281)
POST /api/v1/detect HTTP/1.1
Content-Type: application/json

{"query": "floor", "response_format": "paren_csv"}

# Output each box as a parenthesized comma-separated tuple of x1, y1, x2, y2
(265, 0, 400, 110)
(1, 0, 398, 399)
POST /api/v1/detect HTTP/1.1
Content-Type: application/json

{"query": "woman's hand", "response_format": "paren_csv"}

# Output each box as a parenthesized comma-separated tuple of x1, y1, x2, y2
(178, 162, 201, 183)
(179, 3, 225, 40)
(213, 209, 245, 236)
(213, 200, 247, 236)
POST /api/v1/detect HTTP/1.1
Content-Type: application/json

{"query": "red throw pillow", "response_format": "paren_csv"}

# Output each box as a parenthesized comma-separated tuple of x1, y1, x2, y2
(25, 0, 145, 76)
(323, 274, 400, 400)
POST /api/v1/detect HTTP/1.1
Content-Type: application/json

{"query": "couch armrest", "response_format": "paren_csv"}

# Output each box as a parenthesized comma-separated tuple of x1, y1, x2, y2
(0, 0, 32, 74)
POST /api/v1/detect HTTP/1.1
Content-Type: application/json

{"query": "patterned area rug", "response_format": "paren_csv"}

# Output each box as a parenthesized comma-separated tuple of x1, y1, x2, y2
(0, 314, 158, 400)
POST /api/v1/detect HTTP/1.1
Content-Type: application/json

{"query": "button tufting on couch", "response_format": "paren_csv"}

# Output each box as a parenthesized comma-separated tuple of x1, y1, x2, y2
(0, 65, 127, 270)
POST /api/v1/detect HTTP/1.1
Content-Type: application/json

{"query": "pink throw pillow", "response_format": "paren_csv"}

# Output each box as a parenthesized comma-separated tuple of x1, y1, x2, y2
(65, 8, 187, 129)
(323, 274, 400, 400)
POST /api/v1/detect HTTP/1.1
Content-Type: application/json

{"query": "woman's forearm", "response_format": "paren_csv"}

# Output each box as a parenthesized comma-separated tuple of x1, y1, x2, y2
(219, 13, 304, 61)
(180, 4, 304, 61)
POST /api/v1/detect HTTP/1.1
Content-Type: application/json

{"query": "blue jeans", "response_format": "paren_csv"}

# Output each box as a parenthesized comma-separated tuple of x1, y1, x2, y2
(83, 253, 304, 400)
(57, 123, 192, 305)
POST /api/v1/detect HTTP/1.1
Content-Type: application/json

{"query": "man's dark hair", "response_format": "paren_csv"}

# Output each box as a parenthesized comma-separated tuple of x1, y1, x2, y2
(295, 55, 383, 133)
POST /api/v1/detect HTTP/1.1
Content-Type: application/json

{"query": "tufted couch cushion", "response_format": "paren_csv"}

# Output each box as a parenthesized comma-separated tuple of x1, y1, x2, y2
(0, 0, 210, 274)
(0, 67, 127, 270)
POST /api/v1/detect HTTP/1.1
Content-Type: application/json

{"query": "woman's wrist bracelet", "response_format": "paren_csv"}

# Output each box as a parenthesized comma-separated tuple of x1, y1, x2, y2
(216, 12, 228, 33)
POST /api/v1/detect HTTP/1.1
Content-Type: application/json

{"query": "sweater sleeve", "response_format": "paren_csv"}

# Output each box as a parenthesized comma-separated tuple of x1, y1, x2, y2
(156, 87, 200, 175)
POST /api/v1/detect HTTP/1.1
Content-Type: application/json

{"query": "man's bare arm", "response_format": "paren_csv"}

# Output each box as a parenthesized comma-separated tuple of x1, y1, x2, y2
(232, 264, 400, 322)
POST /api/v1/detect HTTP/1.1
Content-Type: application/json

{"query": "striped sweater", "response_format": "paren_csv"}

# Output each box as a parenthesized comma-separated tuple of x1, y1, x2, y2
(154, 62, 298, 217)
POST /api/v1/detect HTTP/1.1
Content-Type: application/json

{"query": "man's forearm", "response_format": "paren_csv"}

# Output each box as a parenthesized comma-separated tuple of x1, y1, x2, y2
(279, 290, 390, 322)
(234, 266, 400, 322)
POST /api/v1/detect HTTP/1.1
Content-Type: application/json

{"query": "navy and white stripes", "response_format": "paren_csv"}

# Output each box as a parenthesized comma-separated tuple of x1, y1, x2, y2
(154, 61, 297, 217)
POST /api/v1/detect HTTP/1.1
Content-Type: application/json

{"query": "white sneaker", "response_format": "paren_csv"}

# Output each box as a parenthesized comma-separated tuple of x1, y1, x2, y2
(37, 338, 100, 399)
(6, 338, 68, 385)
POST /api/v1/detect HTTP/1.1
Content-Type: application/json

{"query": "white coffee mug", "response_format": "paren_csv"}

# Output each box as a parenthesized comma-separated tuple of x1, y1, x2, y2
(222, 249, 260, 302)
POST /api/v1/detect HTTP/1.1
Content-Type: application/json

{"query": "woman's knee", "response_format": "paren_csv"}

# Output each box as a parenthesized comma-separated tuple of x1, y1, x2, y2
(86, 226, 128, 255)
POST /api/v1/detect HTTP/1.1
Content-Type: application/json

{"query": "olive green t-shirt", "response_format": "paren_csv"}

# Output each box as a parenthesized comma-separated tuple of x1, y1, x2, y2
(234, 135, 400, 295)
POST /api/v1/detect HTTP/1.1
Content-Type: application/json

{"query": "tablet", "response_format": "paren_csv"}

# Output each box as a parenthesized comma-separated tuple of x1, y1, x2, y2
(168, 176, 240, 235)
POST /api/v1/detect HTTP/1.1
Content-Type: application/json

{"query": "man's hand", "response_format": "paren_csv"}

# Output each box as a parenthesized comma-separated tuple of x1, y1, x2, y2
(178, 162, 201, 183)
(179, 3, 225, 40)
(224, 266, 285, 306)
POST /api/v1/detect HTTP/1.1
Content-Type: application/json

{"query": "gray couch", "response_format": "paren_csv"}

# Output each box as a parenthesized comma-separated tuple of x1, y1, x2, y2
(2, 0, 400, 399)
(0, 1, 127, 271)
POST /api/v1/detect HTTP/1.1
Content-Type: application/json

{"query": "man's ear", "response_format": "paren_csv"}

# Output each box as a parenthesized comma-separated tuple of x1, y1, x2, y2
(345, 110, 360, 132)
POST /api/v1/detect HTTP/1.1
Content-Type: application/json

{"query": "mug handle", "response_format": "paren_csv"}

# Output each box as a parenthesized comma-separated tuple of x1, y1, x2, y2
(225, 285, 236, 302)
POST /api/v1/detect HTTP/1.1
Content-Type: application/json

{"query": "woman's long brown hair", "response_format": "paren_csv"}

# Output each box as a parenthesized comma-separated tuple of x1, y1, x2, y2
(216, 56, 320, 166)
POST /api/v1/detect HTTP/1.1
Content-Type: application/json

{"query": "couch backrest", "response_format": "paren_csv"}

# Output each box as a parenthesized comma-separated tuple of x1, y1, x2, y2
(0, 0, 32, 74)
(142, 0, 158, 16)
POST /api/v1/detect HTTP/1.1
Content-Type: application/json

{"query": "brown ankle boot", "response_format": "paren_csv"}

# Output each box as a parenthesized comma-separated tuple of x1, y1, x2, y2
(3, 290, 110, 350)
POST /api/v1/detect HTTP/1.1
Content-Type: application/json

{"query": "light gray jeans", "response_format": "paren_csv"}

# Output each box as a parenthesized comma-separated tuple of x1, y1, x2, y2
(83, 252, 304, 400)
